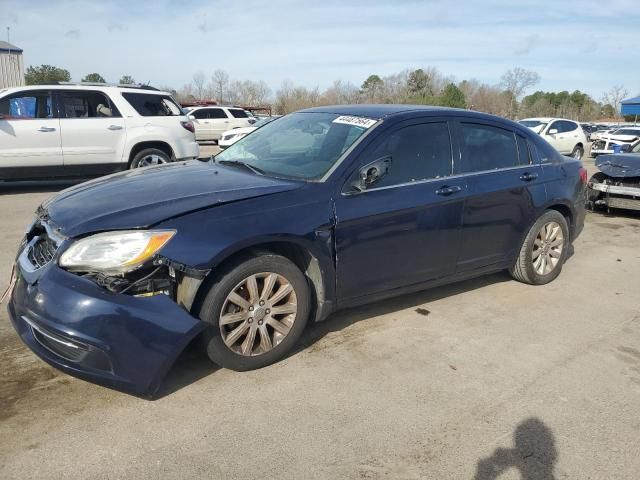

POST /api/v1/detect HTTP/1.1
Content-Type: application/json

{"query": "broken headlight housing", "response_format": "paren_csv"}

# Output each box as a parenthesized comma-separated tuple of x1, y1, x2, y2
(59, 230, 176, 274)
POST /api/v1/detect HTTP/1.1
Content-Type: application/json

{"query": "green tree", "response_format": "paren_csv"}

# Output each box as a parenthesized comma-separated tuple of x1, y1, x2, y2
(24, 64, 71, 85)
(119, 75, 135, 85)
(438, 83, 466, 108)
(82, 73, 106, 83)
(360, 74, 384, 102)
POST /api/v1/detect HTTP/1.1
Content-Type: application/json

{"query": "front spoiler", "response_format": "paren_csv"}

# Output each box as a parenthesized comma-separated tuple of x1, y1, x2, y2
(7, 264, 207, 398)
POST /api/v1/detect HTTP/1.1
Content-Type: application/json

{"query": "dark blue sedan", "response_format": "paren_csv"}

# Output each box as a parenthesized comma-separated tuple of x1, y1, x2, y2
(6, 105, 587, 396)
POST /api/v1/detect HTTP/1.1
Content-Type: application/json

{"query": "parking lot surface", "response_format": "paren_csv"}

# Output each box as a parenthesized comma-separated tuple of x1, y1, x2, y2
(1, 157, 639, 479)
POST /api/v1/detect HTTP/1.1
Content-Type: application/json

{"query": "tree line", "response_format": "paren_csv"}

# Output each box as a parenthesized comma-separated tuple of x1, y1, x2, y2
(23, 64, 634, 121)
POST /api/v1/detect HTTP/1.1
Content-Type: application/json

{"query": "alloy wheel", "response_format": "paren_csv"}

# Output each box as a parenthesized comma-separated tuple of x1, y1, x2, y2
(219, 272, 298, 356)
(137, 154, 168, 167)
(532, 221, 564, 275)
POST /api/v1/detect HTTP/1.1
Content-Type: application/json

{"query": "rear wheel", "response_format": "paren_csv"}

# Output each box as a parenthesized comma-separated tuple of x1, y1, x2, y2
(510, 210, 569, 285)
(198, 254, 310, 371)
(130, 148, 171, 169)
(571, 145, 584, 160)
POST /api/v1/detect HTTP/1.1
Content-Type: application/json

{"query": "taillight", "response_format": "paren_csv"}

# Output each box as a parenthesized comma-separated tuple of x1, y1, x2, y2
(579, 167, 588, 184)
(181, 121, 195, 133)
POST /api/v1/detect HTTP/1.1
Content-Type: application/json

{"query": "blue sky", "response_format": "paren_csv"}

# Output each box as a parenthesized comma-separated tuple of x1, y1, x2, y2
(1, 0, 638, 99)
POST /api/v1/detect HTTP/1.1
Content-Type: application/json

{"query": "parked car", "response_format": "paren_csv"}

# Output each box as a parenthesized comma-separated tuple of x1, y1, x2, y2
(588, 140, 640, 211)
(6, 105, 587, 396)
(519, 117, 588, 159)
(590, 127, 640, 157)
(0, 84, 199, 180)
(186, 106, 256, 142)
(590, 125, 621, 142)
(580, 123, 597, 141)
(218, 116, 278, 149)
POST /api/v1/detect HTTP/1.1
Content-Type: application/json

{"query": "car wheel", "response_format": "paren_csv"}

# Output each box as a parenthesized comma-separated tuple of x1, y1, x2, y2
(571, 145, 584, 160)
(130, 148, 171, 169)
(197, 254, 310, 371)
(510, 210, 569, 285)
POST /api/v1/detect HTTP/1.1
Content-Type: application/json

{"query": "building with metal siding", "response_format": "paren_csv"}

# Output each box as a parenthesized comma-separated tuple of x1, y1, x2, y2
(0, 41, 24, 89)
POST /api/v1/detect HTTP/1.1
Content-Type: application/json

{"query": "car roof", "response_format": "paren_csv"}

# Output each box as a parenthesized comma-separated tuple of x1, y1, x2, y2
(299, 104, 466, 119)
(0, 85, 171, 95)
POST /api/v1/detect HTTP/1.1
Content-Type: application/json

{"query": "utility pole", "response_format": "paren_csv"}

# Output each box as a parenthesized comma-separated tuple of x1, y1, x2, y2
(7, 26, 10, 44)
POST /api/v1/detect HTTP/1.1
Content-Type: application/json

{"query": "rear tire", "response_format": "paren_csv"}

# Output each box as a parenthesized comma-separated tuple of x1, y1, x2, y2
(571, 145, 584, 160)
(197, 254, 310, 371)
(130, 148, 171, 169)
(510, 210, 569, 285)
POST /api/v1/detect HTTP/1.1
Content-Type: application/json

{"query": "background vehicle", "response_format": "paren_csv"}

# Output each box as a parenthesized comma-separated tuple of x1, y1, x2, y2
(186, 105, 256, 142)
(590, 127, 640, 157)
(8, 105, 587, 396)
(218, 116, 278, 148)
(588, 140, 640, 211)
(0, 83, 199, 180)
(519, 117, 588, 159)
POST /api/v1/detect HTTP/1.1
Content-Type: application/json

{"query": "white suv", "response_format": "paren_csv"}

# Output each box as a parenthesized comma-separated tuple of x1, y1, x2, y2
(519, 117, 587, 159)
(184, 105, 255, 141)
(0, 84, 200, 180)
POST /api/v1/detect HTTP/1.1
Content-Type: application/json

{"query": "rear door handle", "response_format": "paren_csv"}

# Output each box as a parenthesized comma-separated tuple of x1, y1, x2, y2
(37, 126, 56, 132)
(520, 172, 538, 182)
(107, 125, 123, 130)
(435, 185, 462, 196)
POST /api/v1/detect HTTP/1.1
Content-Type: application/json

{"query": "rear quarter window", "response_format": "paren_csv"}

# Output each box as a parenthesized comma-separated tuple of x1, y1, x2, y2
(456, 123, 519, 174)
(121, 93, 183, 116)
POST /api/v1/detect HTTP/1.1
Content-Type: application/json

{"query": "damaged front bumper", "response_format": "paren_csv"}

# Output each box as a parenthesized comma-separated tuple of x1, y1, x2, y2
(589, 181, 640, 211)
(7, 256, 208, 398)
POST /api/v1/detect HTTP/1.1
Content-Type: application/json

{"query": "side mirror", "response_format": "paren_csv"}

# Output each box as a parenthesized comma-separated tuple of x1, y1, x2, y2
(548, 128, 558, 135)
(188, 115, 196, 121)
(353, 156, 392, 192)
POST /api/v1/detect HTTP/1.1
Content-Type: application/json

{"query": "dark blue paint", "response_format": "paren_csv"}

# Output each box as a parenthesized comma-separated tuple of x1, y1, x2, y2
(8, 106, 586, 396)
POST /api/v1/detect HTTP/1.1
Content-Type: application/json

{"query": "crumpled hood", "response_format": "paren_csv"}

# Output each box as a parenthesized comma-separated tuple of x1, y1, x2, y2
(596, 153, 640, 178)
(41, 160, 300, 237)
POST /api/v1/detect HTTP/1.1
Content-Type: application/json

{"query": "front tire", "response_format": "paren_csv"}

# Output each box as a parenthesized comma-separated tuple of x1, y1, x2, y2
(197, 254, 310, 371)
(510, 210, 569, 285)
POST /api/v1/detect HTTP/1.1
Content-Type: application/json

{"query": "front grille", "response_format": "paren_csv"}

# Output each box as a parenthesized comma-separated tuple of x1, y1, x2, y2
(27, 235, 57, 269)
(593, 140, 606, 150)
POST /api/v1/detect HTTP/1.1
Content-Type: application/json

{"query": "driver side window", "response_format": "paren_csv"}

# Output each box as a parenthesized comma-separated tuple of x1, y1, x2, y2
(354, 121, 452, 189)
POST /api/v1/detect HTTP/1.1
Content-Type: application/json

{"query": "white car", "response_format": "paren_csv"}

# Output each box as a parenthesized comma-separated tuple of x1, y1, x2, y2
(590, 127, 640, 157)
(0, 83, 199, 180)
(519, 117, 588, 159)
(185, 105, 255, 142)
(218, 117, 277, 149)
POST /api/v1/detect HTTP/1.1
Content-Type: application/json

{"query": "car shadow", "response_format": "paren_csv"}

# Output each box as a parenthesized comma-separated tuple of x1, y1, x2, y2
(0, 179, 86, 195)
(296, 271, 512, 357)
(474, 417, 558, 479)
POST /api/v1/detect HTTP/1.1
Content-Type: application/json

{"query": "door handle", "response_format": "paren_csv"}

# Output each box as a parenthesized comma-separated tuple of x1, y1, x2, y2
(519, 172, 538, 182)
(107, 125, 123, 130)
(435, 185, 462, 196)
(37, 126, 56, 132)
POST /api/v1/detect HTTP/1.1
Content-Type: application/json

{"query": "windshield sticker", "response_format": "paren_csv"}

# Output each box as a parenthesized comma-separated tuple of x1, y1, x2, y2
(332, 115, 377, 129)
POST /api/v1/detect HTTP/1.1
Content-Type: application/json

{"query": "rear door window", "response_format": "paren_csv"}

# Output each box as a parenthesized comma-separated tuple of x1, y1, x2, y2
(207, 108, 228, 119)
(121, 93, 183, 116)
(456, 123, 520, 174)
(192, 109, 209, 119)
(58, 90, 121, 118)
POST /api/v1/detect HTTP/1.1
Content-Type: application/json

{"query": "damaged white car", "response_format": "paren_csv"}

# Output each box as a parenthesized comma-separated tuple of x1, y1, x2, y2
(588, 141, 640, 211)
(590, 127, 640, 157)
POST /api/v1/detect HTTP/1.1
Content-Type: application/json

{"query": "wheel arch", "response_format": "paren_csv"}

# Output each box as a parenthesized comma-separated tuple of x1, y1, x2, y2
(127, 141, 175, 166)
(191, 238, 334, 324)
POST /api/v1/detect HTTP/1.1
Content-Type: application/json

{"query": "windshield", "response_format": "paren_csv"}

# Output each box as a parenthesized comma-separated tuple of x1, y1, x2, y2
(613, 129, 640, 136)
(215, 112, 376, 180)
(519, 120, 549, 128)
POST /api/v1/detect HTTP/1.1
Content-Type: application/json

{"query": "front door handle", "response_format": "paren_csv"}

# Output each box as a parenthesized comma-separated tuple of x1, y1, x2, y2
(520, 172, 538, 182)
(37, 126, 56, 132)
(435, 185, 462, 196)
(107, 124, 123, 130)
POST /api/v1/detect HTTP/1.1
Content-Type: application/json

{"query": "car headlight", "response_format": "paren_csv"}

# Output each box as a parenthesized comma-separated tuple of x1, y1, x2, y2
(59, 230, 176, 274)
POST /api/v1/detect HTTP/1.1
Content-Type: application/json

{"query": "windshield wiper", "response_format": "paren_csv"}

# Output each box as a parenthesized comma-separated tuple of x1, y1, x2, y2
(217, 159, 265, 176)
